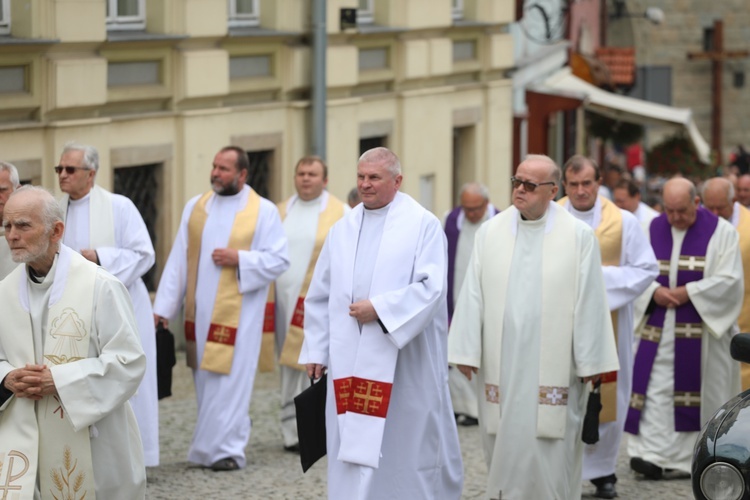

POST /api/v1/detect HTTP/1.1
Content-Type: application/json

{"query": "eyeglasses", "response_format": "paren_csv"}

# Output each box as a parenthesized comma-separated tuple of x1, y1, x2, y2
(510, 176, 556, 192)
(54, 166, 89, 175)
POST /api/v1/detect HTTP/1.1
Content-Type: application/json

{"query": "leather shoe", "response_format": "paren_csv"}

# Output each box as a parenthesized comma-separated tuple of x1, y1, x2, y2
(210, 457, 239, 472)
(630, 457, 663, 480)
(593, 482, 618, 498)
(458, 416, 479, 427)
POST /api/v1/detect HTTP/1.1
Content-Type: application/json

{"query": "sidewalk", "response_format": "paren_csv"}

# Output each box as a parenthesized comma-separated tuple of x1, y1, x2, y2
(147, 354, 692, 499)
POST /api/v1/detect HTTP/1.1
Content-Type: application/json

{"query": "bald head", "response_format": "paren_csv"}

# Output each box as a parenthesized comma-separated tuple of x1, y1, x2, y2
(663, 177, 700, 230)
(701, 177, 735, 220)
(737, 174, 750, 207)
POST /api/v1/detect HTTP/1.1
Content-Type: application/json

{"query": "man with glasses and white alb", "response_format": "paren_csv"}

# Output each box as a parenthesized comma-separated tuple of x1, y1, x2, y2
(54, 142, 160, 467)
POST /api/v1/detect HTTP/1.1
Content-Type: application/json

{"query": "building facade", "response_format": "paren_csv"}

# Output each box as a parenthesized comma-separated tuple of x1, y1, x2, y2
(0, 0, 515, 287)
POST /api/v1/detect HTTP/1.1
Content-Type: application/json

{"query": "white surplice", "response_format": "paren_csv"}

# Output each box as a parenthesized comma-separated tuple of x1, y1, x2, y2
(562, 198, 659, 481)
(448, 204, 620, 500)
(153, 185, 289, 468)
(0, 227, 20, 280)
(628, 216, 743, 472)
(0, 245, 147, 499)
(634, 201, 659, 233)
(299, 192, 463, 500)
(275, 192, 349, 448)
(62, 187, 160, 466)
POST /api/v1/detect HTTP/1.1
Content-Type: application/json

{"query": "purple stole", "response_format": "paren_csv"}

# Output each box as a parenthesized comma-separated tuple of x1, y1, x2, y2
(625, 208, 718, 434)
(445, 205, 498, 321)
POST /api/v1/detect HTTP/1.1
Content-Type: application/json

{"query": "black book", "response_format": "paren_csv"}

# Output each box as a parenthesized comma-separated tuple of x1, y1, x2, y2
(156, 323, 177, 400)
(294, 373, 327, 472)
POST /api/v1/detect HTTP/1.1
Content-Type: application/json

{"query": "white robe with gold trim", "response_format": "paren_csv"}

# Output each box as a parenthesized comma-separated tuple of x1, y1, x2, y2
(449, 203, 619, 500)
(153, 185, 289, 468)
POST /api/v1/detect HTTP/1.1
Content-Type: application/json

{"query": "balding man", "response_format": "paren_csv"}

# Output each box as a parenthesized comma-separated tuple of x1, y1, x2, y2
(702, 177, 750, 390)
(626, 177, 743, 480)
(444, 182, 499, 426)
(0, 161, 21, 279)
(737, 174, 750, 207)
(612, 179, 659, 233)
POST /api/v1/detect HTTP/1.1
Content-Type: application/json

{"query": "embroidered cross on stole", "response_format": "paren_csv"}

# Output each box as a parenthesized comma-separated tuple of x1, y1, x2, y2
(185, 189, 260, 375)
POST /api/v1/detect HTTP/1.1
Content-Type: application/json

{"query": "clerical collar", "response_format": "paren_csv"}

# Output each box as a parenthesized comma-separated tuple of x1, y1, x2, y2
(364, 204, 391, 215)
(570, 204, 596, 218)
(519, 208, 548, 225)
(27, 252, 60, 284)
(68, 191, 92, 205)
(215, 185, 246, 200)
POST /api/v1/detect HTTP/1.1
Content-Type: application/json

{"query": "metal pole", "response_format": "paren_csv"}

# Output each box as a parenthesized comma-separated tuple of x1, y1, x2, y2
(312, 0, 327, 159)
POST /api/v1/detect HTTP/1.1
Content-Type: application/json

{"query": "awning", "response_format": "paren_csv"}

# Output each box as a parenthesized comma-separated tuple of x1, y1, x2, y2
(533, 67, 711, 163)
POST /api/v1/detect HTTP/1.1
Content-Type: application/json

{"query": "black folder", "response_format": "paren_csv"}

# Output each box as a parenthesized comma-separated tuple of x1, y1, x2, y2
(294, 373, 327, 472)
(156, 323, 177, 400)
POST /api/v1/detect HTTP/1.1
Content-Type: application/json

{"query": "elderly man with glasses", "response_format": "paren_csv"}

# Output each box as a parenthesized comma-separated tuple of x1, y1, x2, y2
(449, 154, 619, 500)
(0, 161, 21, 279)
(54, 142, 160, 468)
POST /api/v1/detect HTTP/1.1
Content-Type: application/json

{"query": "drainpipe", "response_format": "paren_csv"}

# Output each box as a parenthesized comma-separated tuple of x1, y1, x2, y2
(312, 0, 327, 159)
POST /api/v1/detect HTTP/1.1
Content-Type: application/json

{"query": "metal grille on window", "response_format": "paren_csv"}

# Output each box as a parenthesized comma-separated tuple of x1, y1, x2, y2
(246, 150, 272, 199)
(114, 164, 159, 291)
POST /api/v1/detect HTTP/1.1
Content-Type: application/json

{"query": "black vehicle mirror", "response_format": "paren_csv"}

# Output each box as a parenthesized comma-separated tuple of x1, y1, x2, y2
(730, 333, 750, 363)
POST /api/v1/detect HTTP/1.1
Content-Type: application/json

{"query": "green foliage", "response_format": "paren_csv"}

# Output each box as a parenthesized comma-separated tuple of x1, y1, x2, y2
(586, 112, 644, 145)
(646, 134, 712, 178)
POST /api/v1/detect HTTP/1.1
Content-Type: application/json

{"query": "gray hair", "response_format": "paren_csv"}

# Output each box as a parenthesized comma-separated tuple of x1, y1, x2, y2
(702, 176, 735, 204)
(0, 161, 20, 187)
(459, 182, 489, 201)
(62, 141, 99, 172)
(347, 187, 360, 205)
(524, 154, 561, 185)
(358, 147, 401, 177)
(11, 185, 65, 233)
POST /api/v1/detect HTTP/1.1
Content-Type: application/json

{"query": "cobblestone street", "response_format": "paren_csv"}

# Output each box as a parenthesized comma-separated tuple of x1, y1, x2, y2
(147, 354, 693, 499)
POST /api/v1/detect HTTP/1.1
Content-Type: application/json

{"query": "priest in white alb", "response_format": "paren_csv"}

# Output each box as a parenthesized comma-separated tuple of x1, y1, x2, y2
(0, 161, 21, 279)
(258, 155, 348, 451)
(153, 146, 289, 471)
(559, 155, 658, 499)
(626, 177, 743, 479)
(55, 142, 160, 466)
(612, 178, 660, 233)
(300, 147, 463, 499)
(0, 186, 146, 500)
(449, 154, 620, 500)
(701, 177, 750, 391)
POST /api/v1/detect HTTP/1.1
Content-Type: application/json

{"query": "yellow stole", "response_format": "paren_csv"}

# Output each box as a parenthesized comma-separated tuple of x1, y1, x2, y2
(259, 195, 346, 372)
(735, 206, 750, 390)
(559, 196, 622, 423)
(185, 189, 260, 375)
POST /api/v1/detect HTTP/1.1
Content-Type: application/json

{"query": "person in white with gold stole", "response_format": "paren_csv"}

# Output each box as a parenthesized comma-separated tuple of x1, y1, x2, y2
(153, 146, 289, 471)
(55, 142, 160, 467)
(258, 155, 348, 451)
(559, 155, 658, 499)
(0, 186, 146, 500)
(301, 147, 463, 499)
(449, 154, 620, 500)
(0, 161, 21, 279)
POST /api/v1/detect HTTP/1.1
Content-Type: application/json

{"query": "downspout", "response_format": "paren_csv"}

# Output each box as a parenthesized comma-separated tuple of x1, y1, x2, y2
(312, 0, 327, 159)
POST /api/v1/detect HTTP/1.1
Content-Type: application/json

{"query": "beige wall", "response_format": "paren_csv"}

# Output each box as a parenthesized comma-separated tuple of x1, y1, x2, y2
(0, 0, 515, 280)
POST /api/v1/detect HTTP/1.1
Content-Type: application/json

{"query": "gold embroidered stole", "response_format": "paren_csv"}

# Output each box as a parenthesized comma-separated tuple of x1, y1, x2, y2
(185, 190, 260, 374)
(592, 198, 622, 423)
(736, 206, 750, 390)
(259, 195, 346, 372)
(279, 196, 345, 369)
(0, 249, 98, 500)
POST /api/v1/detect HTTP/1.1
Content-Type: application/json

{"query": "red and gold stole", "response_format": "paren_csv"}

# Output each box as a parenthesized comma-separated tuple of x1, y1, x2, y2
(560, 196, 622, 423)
(185, 189, 260, 375)
(259, 195, 346, 372)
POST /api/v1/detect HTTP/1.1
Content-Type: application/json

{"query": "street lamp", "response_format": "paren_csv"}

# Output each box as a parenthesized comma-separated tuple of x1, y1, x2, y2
(611, 0, 664, 25)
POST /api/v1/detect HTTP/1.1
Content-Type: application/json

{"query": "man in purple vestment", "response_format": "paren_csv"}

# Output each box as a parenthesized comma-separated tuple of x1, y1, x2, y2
(444, 182, 498, 427)
(626, 177, 743, 478)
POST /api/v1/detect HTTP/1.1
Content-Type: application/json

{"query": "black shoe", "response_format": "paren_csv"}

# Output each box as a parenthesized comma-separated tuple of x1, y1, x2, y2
(210, 457, 240, 472)
(283, 443, 300, 453)
(593, 482, 618, 498)
(458, 416, 479, 427)
(630, 457, 663, 480)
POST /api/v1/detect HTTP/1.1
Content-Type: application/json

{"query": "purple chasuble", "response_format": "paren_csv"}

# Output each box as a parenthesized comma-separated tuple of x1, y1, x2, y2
(625, 208, 718, 434)
(444, 205, 498, 321)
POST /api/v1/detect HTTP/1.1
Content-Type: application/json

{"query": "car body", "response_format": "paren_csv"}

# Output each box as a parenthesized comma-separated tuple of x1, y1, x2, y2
(692, 334, 750, 500)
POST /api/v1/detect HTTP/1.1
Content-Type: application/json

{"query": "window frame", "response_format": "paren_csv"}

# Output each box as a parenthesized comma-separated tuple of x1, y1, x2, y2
(0, 0, 11, 36)
(357, 0, 374, 25)
(106, 0, 146, 31)
(451, 0, 464, 21)
(228, 0, 261, 28)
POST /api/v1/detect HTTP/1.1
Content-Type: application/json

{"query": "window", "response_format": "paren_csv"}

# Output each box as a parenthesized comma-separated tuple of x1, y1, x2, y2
(628, 66, 672, 106)
(0, 0, 10, 35)
(453, 40, 476, 62)
(358, 48, 389, 71)
(229, 55, 272, 79)
(357, 0, 374, 25)
(108, 61, 161, 87)
(452, 0, 464, 20)
(229, 0, 260, 28)
(0, 66, 26, 93)
(106, 0, 145, 30)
